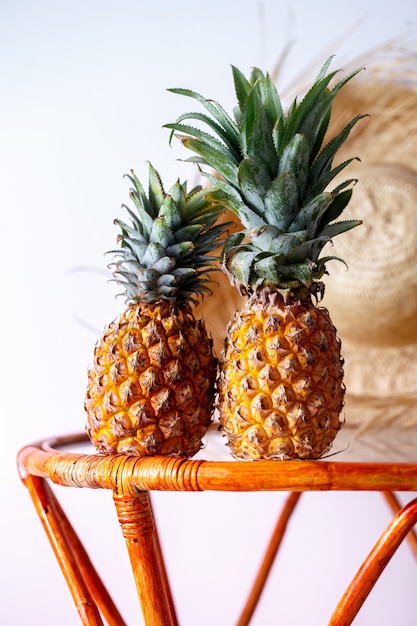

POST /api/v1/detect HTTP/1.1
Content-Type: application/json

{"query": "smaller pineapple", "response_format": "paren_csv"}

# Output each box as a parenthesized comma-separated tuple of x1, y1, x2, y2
(85, 163, 228, 457)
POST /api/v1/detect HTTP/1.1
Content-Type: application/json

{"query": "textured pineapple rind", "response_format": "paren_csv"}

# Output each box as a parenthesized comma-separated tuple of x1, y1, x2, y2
(216, 294, 345, 460)
(85, 301, 216, 457)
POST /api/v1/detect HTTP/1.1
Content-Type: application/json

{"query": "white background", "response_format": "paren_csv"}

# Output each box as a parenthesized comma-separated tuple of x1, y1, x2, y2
(1, 1, 417, 624)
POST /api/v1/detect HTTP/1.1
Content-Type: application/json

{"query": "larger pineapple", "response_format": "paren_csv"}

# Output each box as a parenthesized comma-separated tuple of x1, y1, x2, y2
(85, 163, 228, 457)
(166, 57, 365, 459)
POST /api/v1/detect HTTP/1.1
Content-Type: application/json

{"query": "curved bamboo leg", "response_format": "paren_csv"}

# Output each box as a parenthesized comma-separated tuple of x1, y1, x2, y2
(113, 491, 178, 626)
(236, 492, 302, 626)
(49, 486, 128, 625)
(329, 496, 417, 626)
(383, 492, 417, 561)
(24, 475, 105, 626)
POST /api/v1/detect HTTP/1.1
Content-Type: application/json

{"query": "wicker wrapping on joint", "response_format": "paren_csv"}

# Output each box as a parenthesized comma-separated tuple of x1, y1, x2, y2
(18, 435, 205, 494)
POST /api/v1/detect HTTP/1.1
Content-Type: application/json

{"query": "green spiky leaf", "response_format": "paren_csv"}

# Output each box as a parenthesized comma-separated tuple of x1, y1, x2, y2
(288, 192, 333, 236)
(238, 156, 271, 214)
(109, 164, 229, 304)
(263, 171, 299, 230)
(166, 57, 364, 294)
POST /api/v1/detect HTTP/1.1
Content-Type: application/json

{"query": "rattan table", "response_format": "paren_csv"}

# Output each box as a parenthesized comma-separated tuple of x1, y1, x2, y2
(17, 426, 417, 626)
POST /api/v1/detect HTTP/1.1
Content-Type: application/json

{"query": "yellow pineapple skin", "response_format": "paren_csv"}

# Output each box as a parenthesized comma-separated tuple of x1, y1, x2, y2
(217, 294, 345, 460)
(85, 301, 216, 457)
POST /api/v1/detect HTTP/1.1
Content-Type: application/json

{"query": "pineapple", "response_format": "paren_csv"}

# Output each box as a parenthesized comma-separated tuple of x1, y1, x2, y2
(85, 163, 228, 457)
(165, 57, 365, 459)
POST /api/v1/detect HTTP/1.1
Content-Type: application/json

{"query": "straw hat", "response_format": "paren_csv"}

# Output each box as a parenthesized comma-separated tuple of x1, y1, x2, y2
(198, 44, 417, 435)
(321, 46, 417, 430)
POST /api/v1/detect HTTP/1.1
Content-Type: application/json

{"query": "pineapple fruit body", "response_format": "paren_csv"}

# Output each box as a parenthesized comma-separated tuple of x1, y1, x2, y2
(217, 292, 344, 460)
(86, 301, 215, 456)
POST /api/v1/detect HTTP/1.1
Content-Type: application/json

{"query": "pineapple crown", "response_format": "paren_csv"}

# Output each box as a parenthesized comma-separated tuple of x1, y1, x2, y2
(165, 56, 366, 295)
(109, 163, 229, 306)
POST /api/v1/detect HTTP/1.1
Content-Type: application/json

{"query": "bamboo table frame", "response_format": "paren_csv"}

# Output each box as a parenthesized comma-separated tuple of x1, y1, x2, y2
(17, 431, 417, 626)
